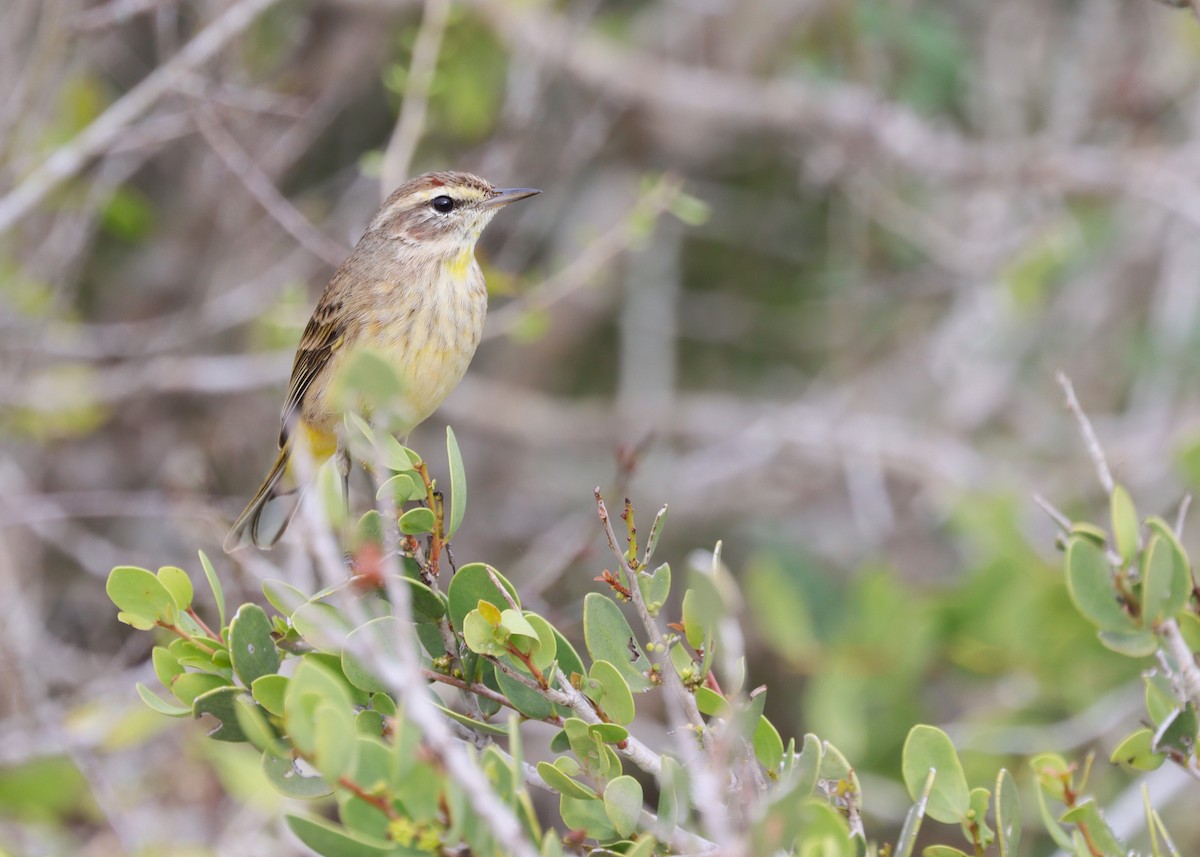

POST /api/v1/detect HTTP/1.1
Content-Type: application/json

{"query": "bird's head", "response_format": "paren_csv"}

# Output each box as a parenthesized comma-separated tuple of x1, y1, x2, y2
(368, 170, 539, 257)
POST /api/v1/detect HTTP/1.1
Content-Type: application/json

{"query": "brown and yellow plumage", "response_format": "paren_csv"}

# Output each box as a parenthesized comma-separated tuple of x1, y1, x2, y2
(224, 171, 539, 551)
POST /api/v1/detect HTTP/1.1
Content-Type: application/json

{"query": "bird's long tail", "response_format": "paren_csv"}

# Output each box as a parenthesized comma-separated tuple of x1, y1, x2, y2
(224, 444, 305, 552)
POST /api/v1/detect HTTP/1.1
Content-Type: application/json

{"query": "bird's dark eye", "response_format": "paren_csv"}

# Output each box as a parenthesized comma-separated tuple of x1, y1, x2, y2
(431, 195, 454, 213)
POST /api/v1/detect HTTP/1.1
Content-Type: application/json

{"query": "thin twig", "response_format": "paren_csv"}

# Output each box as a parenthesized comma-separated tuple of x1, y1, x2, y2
(1158, 621, 1200, 711)
(380, 0, 450, 192)
(1056, 371, 1115, 495)
(196, 109, 349, 267)
(0, 0, 285, 234)
(1033, 492, 1073, 533)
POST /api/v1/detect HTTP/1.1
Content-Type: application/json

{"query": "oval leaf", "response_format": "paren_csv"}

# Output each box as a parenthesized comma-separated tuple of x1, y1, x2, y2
(447, 563, 519, 631)
(1111, 484, 1139, 564)
(1065, 536, 1134, 632)
(604, 776, 643, 839)
(156, 566, 193, 611)
(583, 594, 652, 692)
(106, 565, 176, 626)
(398, 506, 436, 535)
(995, 768, 1021, 857)
(446, 426, 467, 539)
(1142, 534, 1191, 625)
(229, 604, 280, 686)
(902, 725, 970, 824)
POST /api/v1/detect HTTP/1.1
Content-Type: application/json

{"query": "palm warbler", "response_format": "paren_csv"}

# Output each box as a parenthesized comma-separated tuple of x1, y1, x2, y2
(224, 171, 539, 551)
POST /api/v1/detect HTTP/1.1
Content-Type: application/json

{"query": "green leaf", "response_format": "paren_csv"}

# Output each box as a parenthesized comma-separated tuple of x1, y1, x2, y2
(1031, 775, 1074, 850)
(680, 588, 705, 650)
(228, 604, 280, 686)
(1097, 629, 1157, 656)
(638, 563, 670, 616)
(285, 813, 399, 857)
(135, 682, 190, 717)
(1146, 672, 1177, 725)
(963, 787, 993, 849)
(376, 472, 418, 505)
(403, 578, 447, 622)
(446, 426, 467, 539)
(1111, 727, 1166, 771)
(1030, 752, 1072, 802)
(1065, 536, 1134, 632)
(500, 608, 538, 640)
(791, 734, 823, 800)
(234, 696, 286, 755)
(754, 715, 785, 771)
(342, 616, 417, 693)
(1111, 484, 1139, 564)
(1147, 515, 1194, 582)
(1060, 799, 1126, 855)
(198, 551, 226, 632)
(464, 610, 507, 657)
(171, 672, 227, 705)
(643, 505, 668, 565)
(901, 725, 970, 824)
(1070, 522, 1108, 546)
(522, 612, 559, 671)
(922, 847, 970, 857)
(603, 776, 643, 839)
(589, 723, 629, 744)
(586, 660, 636, 725)
(583, 594, 652, 692)
(625, 836, 657, 857)
(356, 709, 384, 737)
(537, 761, 597, 799)
(560, 794, 620, 842)
(192, 686, 249, 742)
(379, 432, 421, 472)
(151, 646, 183, 688)
(995, 769, 1021, 857)
(1142, 534, 1191, 625)
(106, 565, 177, 627)
(314, 701, 359, 780)
(447, 563, 519, 630)
(263, 752, 333, 799)
(355, 509, 385, 546)
(1178, 611, 1200, 651)
(285, 658, 355, 755)
(654, 757, 689, 839)
(251, 674, 288, 717)
(541, 829, 565, 857)
(262, 578, 308, 617)
(156, 566, 193, 611)
(434, 701, 511, 736)
(398, 506, 436, 535)
(494, 666, 554, 720)
(291, 601, 352, 653)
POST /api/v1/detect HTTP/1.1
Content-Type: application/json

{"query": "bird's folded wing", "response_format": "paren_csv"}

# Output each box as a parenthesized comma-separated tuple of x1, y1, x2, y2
(279, 298, 345, 446)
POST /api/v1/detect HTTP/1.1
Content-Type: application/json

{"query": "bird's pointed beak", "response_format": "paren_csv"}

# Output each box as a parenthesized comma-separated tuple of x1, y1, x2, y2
(483, 187, 541, 208)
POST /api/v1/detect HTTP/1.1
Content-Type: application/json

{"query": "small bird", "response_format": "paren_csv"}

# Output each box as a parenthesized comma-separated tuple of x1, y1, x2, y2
(224, 171, 539, 551)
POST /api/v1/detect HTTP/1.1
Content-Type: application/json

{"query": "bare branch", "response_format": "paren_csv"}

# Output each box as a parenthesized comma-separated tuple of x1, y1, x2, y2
(0, 0, 285, 234)
(1032, 492, 1073, 533)
(197, 109, 349, 267)
(1056, 371, 1115, 495)
(380, 0, 451, 192)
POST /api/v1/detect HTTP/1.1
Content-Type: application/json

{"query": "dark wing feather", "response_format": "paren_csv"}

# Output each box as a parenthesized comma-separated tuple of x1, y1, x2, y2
(279, 298, 345, 446)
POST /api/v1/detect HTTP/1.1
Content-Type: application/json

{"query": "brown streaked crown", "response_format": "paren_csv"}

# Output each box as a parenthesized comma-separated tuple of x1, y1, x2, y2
(368, 171, 500, 244)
